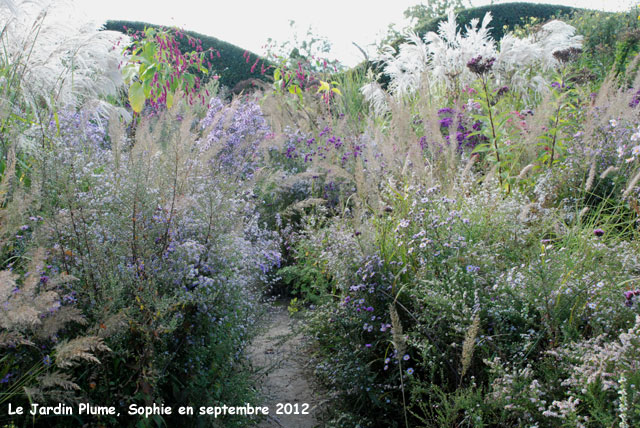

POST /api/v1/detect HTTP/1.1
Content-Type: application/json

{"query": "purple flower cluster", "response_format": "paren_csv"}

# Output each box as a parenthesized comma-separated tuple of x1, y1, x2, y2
(200, 97, 270, 176)
(624, 289, 640, 307)
(50, 110, 108, 150)
(467, 56, 496, 75)
(282, 125, 365, 167)
(432, 107, 485, 152)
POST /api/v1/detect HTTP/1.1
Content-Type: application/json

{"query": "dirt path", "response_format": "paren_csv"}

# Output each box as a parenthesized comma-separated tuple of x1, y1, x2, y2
(249, 301, 325, 428)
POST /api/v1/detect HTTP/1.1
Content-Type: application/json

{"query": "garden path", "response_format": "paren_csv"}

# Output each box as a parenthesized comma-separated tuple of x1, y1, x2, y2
(249, 300, 325, 428)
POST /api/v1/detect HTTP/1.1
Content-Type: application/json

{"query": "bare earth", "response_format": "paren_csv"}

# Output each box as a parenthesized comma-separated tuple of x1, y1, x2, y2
(249, 301, 325, 428)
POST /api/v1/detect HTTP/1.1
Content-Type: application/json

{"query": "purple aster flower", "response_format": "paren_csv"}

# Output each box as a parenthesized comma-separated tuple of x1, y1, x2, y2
(466, 265, 480, 273)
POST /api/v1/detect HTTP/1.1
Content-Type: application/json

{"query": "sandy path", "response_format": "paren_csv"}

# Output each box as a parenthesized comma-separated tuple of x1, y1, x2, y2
(249, 301, 325, 428)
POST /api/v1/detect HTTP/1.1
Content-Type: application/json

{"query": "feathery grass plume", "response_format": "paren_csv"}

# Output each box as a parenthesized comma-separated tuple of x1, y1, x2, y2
(585, 159, 596, 192)
(389, 303, 406, 358)
(462, 153, 478, 177)
(54, 336, 111, 368)
(37, 372, 81, 391)
(517, 163, 535, 180)
(360, 78, 388, 116)
(0, 249, 58, 331)
(461, 312, 481, 380)
(0, 249, 86, 342)
(600, 166, 619, 180)
(23, 371, 81, 404)
(623, 170, 640, 199)
(0, 0, 130, 122)
(579, 206, 589, 219)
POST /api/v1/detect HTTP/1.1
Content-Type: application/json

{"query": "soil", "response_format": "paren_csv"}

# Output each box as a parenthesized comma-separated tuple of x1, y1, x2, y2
(248, 300, 326, 428)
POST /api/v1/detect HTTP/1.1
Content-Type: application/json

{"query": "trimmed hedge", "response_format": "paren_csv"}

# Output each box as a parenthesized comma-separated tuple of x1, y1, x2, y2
(104, 20, 272, 90)
(414, 2, 580, 41)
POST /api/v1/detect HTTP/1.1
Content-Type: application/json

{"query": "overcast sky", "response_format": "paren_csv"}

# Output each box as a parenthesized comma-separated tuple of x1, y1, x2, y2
(80, 0, 635, 66)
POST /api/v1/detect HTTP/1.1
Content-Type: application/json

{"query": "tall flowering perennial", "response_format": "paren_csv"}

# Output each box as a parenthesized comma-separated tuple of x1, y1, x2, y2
(467, 55, 504, 187)
(121, 26, 218, 113)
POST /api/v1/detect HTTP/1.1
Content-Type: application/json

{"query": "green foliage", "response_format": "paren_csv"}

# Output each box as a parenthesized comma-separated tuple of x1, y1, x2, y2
(614, 30, 640, 77)
(566, 8, 640, 77)
(404, 0, 471, 23)
(277, 225, 335, 304)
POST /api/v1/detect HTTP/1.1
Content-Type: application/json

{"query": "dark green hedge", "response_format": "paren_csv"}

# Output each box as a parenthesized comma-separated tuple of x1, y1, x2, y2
(414, 2, 580, 41)
(104, 20, 272, 90)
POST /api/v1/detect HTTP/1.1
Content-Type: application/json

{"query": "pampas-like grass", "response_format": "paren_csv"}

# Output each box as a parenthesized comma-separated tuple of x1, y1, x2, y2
(0, 0, 130, 125)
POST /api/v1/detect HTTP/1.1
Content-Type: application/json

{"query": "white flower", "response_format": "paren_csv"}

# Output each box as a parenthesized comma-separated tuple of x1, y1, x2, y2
(632, 145, 640, 156)
(610, 119, 618, 127)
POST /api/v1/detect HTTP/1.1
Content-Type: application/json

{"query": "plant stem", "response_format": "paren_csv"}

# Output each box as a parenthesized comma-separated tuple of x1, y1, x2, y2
(481, 76, 502, 188)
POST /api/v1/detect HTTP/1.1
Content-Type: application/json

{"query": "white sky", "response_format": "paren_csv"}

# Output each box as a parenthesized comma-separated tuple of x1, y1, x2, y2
(80, 0, 635, 67)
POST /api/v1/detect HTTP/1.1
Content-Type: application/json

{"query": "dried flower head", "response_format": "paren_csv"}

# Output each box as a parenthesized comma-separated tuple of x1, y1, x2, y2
(552, 47, 582, 64)
(467, 55, 496, 76)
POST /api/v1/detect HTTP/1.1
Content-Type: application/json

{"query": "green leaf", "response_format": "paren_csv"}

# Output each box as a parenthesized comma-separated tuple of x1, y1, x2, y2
(184, 74, 195, 89)
(139, 63, 156, 81)
(142, 42, 156, 62)
(143, 80, 151, 98)
(472, 144, 491, 154)
(166, 91, 174, 109)
(316, 80, 330, 93)
(128, 82, 146, 113)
